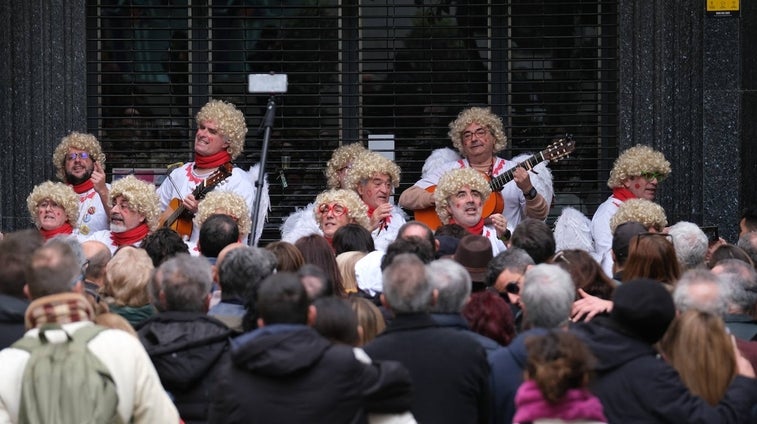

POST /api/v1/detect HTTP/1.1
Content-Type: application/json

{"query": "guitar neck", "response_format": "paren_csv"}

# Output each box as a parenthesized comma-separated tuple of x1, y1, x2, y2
(489, 153, 544, 191)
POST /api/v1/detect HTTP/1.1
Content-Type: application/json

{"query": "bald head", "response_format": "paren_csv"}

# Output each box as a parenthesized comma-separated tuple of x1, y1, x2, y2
(81, 240, 112, 286)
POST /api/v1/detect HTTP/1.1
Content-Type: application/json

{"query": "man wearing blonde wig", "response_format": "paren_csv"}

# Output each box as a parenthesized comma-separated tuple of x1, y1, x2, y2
(399, 107, 553, 232)
(52, 131, 110, 235)
(434, 168, 508, 255)
(591, 144, 671, 276)
(313, 189, 371, 246)
(157, 99, 268, 244)
(343, 151, 407, 251)
(85, 175, 160, 254)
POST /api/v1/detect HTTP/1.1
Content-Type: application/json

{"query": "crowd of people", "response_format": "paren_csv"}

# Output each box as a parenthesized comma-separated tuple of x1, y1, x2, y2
(1, 102, 757, 423)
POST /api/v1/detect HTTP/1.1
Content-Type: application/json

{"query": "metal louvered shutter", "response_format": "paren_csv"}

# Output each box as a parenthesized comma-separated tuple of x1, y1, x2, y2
(86, 0, 618, 244)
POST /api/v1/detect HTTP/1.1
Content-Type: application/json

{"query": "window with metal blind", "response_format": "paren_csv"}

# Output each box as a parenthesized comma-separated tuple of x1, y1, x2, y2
(86, 0, 618, 244)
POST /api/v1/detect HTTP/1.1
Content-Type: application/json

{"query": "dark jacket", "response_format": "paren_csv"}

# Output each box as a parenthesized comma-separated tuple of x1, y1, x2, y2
(431, 313, 503, 359)
(0, 294, 28, 349)
(365, 313, 490, 424)
(207, 324, 413, 424)
(489, 327, 548, 424)
(572, 318, 757, 423)
(137, 312, 233, 424)
(724, 313, 757, 341)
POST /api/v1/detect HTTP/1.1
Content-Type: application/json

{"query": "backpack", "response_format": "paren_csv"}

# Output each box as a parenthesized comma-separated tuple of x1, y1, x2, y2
(11, 323, 122, 424)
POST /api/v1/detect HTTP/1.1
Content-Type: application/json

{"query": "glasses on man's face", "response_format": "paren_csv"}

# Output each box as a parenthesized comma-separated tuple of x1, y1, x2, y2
(66, 152, 90, 161)
(505, 282, 520, 295)
(318, 203, 347, 217)
(461, 127, 489, 142)
(639, 171, 666, 182)
(633, 232, 673, 251)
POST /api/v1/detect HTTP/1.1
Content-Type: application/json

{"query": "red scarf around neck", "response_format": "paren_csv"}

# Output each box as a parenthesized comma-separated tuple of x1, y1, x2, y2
(71, 180, 94, 194)
(195, 151, 231, 169)
(612, 187, 637, 202)
(110, 222, 149, 246)
(40, 222, 74, 240)
(450, 217, 485, 236)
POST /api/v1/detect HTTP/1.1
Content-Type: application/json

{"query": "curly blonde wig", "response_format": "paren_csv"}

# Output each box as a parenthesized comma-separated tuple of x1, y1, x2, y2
(194, 191, 252, 236)
(607, 144, 671, 188)
(610, 198, 668, 233)
(313, 189, 371, 230)
(110, 175, 161, 231)
(343, 151, 401, 193)
(26, 181, 79, 227)
(325, 143, 368, 189)
(434, 168, 492, 224)
(52, 132, 106, 181)
(104, 247, 154, 307)
(196, 99, 248, 160)
(448, 107, 508, 156)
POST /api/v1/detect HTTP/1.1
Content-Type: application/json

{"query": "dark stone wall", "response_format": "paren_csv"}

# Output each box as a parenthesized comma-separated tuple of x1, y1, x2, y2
(0, 1, 87, 231)
(619, 0, 750, 242)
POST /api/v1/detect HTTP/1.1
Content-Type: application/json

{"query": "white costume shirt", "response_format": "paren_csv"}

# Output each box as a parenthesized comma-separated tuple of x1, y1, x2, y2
(0, 321, 179, 423)
(74, 184, 110, 236)
(483, 225, 507, 256)
(591, 195, 623, 277)
(279, 202, 322, 243)
(415, 156, 552, 232)
(156, 163, 255, 244)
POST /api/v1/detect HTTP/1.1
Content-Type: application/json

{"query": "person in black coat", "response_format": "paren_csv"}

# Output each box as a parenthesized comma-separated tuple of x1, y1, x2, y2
(572, 278, 757, 423)
(207, 272, 413, 424)
(137, 254, 233, 424)
(364, 254, 490, 424)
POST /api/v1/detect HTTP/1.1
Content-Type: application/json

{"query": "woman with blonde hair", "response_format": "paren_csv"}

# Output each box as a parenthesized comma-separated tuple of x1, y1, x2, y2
(26, 181, 80, 240)
(659, 310, 738, 405)
(336, 250, 367, 295)
(101, 246, 156, 327)
(348, 296, 386, 346)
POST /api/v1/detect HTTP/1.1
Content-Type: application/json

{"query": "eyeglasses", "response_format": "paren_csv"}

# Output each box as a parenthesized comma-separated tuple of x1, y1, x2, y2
(461, 128, 489, 141)
(66, 152, 90, 161)
(505, 282, 520, 295)
(318, 203, 347, 217)
(633, 232, 673, 251)
(552, 250, 572, 265)
(639, 171, 666, 182)
(37, 200, 62, 210)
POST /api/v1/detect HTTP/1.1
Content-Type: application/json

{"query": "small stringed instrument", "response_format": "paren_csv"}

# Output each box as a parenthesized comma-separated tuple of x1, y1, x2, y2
(159, 162, 233, 238)
(414, 135, 576, 230)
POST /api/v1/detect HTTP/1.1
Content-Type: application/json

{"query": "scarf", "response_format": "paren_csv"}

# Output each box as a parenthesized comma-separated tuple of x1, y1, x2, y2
(513, 380, 607, 423)
(110, 222, 149, 247)
(39, 222, 74, 240)
(71, 180, 94, 194)
(612, 187, 637, 202)
(25, 292, 95, 330)
(195, 151, 231, 169)
(450, 217, 485, 236)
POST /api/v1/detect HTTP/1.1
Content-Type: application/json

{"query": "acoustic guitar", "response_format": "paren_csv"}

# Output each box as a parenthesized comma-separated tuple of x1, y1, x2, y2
(159, 162, 233, 238)
(413, 135, 576, 230)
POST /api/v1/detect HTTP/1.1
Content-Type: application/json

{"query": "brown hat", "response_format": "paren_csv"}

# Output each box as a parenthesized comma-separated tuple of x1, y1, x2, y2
(453, 234, 493, 284)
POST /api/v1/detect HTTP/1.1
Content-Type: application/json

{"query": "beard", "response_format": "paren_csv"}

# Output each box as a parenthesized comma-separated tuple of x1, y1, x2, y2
(110, 223, 127, 233)
(65, 168, 93, 185)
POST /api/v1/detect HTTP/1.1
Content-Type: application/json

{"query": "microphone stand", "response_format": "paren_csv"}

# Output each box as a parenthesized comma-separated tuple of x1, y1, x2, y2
(249, 94, 276, 246)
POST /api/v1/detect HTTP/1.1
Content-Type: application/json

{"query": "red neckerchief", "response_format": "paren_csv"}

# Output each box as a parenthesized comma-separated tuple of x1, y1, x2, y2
(612, 187, 637, 202)
(367, 206, 392, 225)
(195, 151, 231, 169)
(39, 223, 74, 240)
(71, 180, 94, 194)
(110, 223, 149, 246)
(450, 217, 485, 235)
